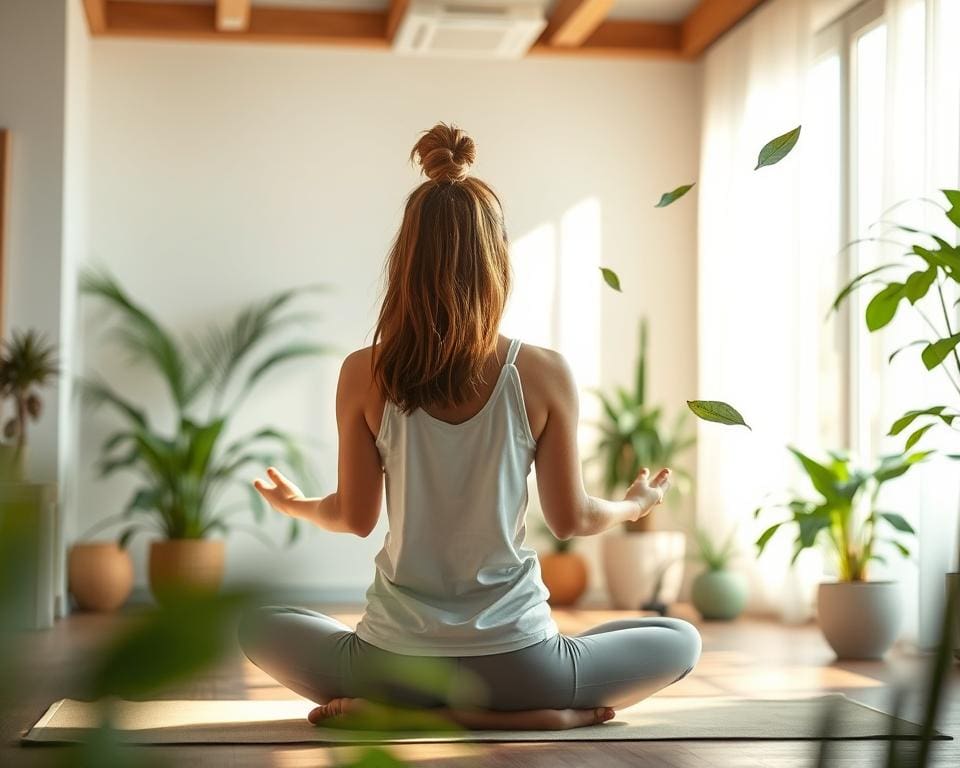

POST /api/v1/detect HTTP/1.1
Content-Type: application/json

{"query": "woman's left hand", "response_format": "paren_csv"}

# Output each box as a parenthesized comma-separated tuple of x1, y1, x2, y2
(253, 467, 313, 519)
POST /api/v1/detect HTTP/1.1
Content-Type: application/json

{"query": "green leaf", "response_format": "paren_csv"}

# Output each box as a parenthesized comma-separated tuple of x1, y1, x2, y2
(787, 447, 842, 503)
(245, 343, 331, 392)
(755, 522, 783, 552)
(686, 400, 751, 430)
(905, 423, 934, 451)
(755, 125, 801, 169)
(599, 267, 622, 292)
(904, 267, 937, 304)
(884, 539, 911, 558)
(888, 340, 928, 364)
(865, 282, 905, 331)
(943, 189, 960, 229)
(873, 451, 932, 483)
(879, 512, 916, 534)
(655, 183, 695, 208)
(921, 333, 960, 370)
(890, 406, 946, 435)
(830, 264, 901, 315)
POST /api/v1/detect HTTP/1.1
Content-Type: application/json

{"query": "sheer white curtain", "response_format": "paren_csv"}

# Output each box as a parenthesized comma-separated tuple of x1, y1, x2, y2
(696, 0, 960, 637)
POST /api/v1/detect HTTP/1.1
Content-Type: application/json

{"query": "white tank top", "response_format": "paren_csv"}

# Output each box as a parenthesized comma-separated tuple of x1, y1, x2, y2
(355, 338, 558, 656)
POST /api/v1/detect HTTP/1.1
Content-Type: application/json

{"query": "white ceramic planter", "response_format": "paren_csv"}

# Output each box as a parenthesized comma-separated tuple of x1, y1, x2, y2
(817, 581, 902, 659)
(601, 531, 686, 610)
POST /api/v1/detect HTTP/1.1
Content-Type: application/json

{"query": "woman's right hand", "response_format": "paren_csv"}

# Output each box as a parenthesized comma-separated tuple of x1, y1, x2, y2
(624, 468, 671, 521)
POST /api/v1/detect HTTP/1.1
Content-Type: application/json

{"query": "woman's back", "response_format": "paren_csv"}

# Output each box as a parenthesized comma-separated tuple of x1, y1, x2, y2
(356, 337, 559, 656)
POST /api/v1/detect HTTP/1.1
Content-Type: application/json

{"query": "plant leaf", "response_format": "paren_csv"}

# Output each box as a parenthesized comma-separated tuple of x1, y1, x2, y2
(865, 282, 905, 331)
(599, 267, 622, 292)
(755, 522, 782, 552)
(755, 125, 801, 169)
(655, 183, 695, 208)
(830, 264, 902, 314)
(879, 512, 916, 534)
(888, 340, 928, 364)
(905, 423, 934, 451)
(921, 333, 960, 370)
(904, 267, 938, 304)
(889, 406, 946, 435)
(686, 400, 751, 430)
(944, 189, 960, 228)
(787, 447, 844, 504)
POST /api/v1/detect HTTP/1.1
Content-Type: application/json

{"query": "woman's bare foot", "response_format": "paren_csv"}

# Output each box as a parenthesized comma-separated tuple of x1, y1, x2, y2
(308, 698, 616, 731)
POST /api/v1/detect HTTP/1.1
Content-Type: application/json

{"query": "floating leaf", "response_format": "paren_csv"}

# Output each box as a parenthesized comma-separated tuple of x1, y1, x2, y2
(755, 126, 801, 170)
(655, 183, 695, 208)
(921, 333, 960, 370)
(599, 267, 622, 292)
(687, 400, 751, 430)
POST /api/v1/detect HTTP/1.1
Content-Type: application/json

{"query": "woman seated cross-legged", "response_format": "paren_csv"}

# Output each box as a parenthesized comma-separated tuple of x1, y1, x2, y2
(240, 123, 701, 731)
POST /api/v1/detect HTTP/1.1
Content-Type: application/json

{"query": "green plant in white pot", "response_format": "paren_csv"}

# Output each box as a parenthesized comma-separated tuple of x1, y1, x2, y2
(832, 189, 960, 658)
(756, 447, 924, 659)
(593, 319, 695, 610)
(690, 528, 747, 621)
(81, 270, 330, 605)
(0, 329, 59, 628)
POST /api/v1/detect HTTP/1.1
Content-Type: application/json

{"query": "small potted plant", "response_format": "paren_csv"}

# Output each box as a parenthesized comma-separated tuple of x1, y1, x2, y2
(0, 329, 59, 628)
(690, 528, 747, 621)
(81, 270, 330, 605)
(538, 523, 588, 607)
(756, 447, 924, 659)
(594, 319, 695, 609)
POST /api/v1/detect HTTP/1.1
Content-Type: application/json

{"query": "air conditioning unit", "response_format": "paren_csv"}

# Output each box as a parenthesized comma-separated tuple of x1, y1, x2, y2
(392, 1, 548, 59)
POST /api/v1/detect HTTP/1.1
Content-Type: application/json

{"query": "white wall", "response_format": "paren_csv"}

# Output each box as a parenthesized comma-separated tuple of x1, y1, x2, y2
(0, 0, 68, 482)
(80, 40, 701, 599)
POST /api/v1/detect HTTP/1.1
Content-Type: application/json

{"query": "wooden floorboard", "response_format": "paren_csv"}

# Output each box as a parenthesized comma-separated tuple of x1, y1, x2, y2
(3, 605, 959, 767)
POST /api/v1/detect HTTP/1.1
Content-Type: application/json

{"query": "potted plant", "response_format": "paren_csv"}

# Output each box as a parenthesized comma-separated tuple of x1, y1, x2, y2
(756, 447, 924, 659)
(538, 524, 588, 607)
(833, 189, 960, 658)
(594, 319, 695, 609)
(0, 329, 59, 628)
(80, 270, 330, 605)
(690, 528, 747, 621)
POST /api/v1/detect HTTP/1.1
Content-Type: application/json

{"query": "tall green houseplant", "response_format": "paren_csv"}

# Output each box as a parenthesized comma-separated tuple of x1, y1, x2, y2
(82, 270, 331, 546)
(593, 319, 694, 531)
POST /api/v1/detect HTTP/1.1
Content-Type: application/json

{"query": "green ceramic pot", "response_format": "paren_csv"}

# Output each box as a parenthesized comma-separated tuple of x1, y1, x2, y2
(692, 569, 748, 621)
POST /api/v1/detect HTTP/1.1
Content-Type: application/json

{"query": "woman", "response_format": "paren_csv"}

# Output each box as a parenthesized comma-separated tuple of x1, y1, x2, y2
(242, 123, 701, 731)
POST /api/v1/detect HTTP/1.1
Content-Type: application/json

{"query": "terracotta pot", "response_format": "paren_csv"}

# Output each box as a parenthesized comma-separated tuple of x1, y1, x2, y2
(817, 581, 902, 659)
(68, 541, 134, 612)
(149, 539, 225, 605)
(540, 552, 588, 606)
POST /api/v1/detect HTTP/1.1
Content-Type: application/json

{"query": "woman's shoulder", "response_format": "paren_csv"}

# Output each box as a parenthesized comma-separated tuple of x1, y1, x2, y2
(514, 341, 576, 402)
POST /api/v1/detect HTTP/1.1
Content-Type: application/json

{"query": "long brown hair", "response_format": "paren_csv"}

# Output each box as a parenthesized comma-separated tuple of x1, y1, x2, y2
(373, 123, 510, 413)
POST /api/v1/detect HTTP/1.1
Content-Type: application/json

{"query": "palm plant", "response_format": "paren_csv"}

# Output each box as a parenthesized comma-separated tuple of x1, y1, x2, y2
(0, 330, 58, 482)
(755, 448, 924, 582)
(692, 528, 738, 572)
(593, 319, 695, 531)
(81, 270, 332, 546)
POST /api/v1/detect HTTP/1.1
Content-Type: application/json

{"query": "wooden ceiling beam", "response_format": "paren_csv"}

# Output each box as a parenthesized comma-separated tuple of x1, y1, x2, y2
(531, 20, 681, 58)
(385, 0, 410, 43)
(216, 0, 251, 32)
(102, 2, 389, 48)
(82, 0, 107, 34)
(681, 0, 769, 58)
(542, 0, 616, 47)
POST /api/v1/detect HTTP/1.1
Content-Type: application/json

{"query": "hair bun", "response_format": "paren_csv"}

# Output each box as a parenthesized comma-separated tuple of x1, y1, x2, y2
(411, 123, 476, 183)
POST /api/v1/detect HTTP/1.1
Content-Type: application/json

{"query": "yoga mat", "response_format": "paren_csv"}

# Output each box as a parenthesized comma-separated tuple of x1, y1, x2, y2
(22, 694, 948, 745)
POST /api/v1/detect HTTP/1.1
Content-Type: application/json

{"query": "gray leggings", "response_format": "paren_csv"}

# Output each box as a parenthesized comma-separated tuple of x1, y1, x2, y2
(239, 606, 701, 711)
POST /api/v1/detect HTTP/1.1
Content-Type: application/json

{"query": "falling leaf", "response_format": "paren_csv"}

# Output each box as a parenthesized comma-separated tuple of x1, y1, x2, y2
(755, 126, 801, 170)
(687, 400, 751, 430)
(655, 183, 695, 208)
(599, 267, 622, 292)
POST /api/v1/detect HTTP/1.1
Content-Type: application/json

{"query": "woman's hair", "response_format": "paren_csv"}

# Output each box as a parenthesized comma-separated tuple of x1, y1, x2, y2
(372, 123, 510, 413)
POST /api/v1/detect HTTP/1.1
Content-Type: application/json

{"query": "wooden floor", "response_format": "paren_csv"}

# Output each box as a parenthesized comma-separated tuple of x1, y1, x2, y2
(4, 605, 959, 767)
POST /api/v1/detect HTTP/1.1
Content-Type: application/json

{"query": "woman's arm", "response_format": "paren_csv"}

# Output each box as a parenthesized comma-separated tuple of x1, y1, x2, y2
(533, 351, 670, 540)
(252, 350, 384, 537)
